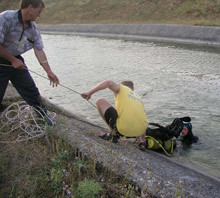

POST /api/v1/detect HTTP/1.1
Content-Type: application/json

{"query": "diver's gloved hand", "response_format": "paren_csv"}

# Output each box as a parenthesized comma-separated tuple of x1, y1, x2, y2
(167, 118, 184, 138)
(180, 116, 191, 122)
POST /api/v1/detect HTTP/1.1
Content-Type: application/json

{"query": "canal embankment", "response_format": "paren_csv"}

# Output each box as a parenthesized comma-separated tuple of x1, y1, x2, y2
(39, 24, 220, 46)
(2, 82, 220, 198)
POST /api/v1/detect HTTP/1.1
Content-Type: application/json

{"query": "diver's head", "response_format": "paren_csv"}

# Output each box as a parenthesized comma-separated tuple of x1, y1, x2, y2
(180, 123, 198, 145)
(180, 126, 188, 137)
(180, 123, 192, 137)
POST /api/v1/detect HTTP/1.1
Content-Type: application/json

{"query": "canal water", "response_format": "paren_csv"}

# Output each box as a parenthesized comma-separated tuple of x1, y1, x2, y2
(23, 34, 220, 178)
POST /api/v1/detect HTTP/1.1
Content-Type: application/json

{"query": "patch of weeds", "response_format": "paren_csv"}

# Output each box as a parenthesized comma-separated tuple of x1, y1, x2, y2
(74, 159, 89, 170)
(93, 10, 100, 17)
(74, 0, 91, 7)
(0, 156, 9, 184)
(58, 149, 71, 160)
(73, 159, 89, 179)
(176, 180, 183, 198)
(49, 168, 63, 193)
(8, 185, 17, 198)
(76, 178, 101, 198)
(106, 0, 121, 7)
(51, 156, 62, 169)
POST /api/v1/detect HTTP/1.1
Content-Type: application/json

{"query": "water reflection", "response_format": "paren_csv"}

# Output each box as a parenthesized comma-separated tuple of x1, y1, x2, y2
(23, 34, 220, 178)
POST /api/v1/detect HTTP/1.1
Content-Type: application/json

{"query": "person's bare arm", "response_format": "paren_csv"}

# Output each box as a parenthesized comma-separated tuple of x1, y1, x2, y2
(34, 47, 59, 87)
(81, 80, 120, 100)
(0, 44, 25, 69)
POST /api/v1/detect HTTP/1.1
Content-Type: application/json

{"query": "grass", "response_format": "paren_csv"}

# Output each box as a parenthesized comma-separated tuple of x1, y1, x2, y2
(0, 100, 142, 197)
(0, 129, 140, 197)
(0, 0, 219, 26)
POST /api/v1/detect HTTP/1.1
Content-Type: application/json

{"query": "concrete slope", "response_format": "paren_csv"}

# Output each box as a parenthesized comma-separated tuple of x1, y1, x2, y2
(39, 24, 220, 46)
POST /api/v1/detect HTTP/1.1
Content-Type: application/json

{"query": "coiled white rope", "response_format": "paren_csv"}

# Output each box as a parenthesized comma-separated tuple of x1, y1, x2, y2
(0, 63, 96, 143)
(0, 101, 56, 143)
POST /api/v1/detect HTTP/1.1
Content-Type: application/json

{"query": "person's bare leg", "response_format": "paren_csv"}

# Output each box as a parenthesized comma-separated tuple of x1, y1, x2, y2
(136, 131, 146, 151)
(137, 131, 146, 143)
(96, 98, 117, 136)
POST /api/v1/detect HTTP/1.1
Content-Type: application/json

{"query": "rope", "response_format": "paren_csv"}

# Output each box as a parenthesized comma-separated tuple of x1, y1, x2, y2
(0, 101, 56, 143)
(0, 63, 96, 108)
(0, 63, 96, 143)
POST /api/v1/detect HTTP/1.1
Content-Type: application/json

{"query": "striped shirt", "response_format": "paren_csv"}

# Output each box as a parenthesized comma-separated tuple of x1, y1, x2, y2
(0, 9, 44, 56)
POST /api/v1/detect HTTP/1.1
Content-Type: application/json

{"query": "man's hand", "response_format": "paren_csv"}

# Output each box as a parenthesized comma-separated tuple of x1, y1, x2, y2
(11, 58, 25, 70)
(81, 80, 120, 100)
(47, 71, 59, 87)
(0, 44, 25, 69)
(81, 92, 92, 100)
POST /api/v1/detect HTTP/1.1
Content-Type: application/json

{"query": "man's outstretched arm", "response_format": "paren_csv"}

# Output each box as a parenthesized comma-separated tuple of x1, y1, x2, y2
(81, 80, 120, 100)
(34, 47, 59, 87)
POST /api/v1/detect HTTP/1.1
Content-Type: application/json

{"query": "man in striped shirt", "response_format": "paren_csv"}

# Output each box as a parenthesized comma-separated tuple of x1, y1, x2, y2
(0, 0, 59, 124)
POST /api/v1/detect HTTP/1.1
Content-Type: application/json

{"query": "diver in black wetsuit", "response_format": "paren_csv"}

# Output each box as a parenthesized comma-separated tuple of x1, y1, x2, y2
(145, 116, 198, 152)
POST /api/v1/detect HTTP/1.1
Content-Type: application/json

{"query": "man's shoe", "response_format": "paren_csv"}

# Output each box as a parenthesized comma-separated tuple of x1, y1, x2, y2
(44, 116, 56, 126)
(99, 133, 120, 143)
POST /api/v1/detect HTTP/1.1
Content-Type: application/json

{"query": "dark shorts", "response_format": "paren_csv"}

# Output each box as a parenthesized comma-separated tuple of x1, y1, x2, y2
(104, 107, 122, 136)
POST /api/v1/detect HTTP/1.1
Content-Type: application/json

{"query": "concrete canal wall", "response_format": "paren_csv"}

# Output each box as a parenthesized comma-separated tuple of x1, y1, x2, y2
(39, 24, 220, 46)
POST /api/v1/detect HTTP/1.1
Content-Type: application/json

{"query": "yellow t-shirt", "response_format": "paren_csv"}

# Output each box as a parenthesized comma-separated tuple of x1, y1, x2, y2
(114, 84, 148, 137)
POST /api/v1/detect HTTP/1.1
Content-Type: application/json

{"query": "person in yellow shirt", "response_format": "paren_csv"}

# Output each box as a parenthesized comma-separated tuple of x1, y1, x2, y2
(81, 80, 148, 151)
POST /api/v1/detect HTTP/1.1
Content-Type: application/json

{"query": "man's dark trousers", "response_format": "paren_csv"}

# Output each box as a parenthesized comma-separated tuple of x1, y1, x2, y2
(0, 56, 46, 114)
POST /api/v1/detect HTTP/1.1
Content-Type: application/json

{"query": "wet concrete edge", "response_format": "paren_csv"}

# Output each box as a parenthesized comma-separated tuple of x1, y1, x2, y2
(39, 24, 220, 46)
